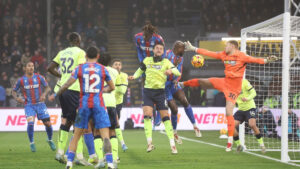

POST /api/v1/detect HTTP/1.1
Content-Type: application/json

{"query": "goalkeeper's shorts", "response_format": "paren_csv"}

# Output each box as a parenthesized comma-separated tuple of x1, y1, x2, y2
(209, 77, 243, 104)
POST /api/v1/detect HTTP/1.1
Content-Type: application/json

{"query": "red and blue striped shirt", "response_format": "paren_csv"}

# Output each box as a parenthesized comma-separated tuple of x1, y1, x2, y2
(13, 73, 48, 105)
(134, 32, 164, 63)
(72, 62, 111, 108)
(164, 49, 183, 82)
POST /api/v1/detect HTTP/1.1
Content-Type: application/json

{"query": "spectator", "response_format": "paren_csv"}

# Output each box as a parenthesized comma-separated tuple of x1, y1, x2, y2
(213, 91, 226, 107)
(257, 106, 278, 138)
(278, 109, 299, 141)
(0, 85, 6, 107)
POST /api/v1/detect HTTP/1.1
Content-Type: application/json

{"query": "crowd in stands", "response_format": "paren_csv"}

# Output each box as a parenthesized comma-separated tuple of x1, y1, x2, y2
(128, 0, 282, 36)
(0, 0, 108, 107)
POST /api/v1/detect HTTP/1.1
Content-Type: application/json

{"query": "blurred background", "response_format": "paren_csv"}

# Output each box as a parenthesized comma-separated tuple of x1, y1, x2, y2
(0, 0, 288, 108)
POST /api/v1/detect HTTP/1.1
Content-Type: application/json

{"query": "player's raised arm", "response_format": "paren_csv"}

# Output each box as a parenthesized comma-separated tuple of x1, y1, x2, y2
(184, 41, 222, 59)
(242, 53, 278, 64)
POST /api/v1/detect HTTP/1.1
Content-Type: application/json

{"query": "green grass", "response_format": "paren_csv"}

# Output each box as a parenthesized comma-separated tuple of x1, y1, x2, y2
(0, 130, 299, 169)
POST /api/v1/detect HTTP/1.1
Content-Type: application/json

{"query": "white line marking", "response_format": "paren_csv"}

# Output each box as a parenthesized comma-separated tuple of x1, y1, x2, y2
(159, 131, 300, 167)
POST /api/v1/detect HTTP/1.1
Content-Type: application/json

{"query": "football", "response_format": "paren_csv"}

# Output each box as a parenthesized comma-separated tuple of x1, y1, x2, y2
(191, 55, 204, 68)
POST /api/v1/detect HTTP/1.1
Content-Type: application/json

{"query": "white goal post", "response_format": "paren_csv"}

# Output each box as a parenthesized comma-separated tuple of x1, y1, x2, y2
(240, 0, 300, 163)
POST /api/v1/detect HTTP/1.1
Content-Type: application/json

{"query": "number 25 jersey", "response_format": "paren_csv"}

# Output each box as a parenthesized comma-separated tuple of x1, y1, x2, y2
(53, 46, 86, 92)
(72, 62, 111, 108)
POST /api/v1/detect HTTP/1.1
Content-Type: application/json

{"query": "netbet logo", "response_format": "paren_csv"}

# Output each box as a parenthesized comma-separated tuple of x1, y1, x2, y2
(147, 64, 162, 70)
(24, 84, 39, 89)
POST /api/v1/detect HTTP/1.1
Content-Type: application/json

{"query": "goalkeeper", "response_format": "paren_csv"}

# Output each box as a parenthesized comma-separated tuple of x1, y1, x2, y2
(233, 79, 265, 153)
(180, 40, 277, 151)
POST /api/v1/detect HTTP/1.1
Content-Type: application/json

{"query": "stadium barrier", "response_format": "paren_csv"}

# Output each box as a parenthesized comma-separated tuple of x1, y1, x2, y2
(0, 108, 298, 133)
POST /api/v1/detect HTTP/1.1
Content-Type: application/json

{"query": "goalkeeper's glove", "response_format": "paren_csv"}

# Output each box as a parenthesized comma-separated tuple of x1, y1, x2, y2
(266, 55, 278, 63)
(184, 41, 197, 52)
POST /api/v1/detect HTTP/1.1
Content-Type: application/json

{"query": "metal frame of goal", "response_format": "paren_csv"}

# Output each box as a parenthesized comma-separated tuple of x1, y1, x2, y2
(239, 0, 300, 162)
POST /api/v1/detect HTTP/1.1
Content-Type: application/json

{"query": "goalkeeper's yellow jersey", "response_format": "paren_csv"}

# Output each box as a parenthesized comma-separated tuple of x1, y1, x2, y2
(115, 72, 128, 105)
(236, 79, 256, 111)
(52, 46, 86, 92)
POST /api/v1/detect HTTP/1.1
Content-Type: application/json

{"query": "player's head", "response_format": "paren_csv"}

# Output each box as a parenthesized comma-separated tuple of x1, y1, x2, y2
(24, 61, 34, 75)
(86, 46, 100, 60)
(68, 32, 81, 46)
(98, 52, 111, 66)
(153, 42, 165, 58)
(112, 59, 122, 72)
(225, 40, 239, 54)
(173, 40, 185, 57)
(142, 21, 158, 41)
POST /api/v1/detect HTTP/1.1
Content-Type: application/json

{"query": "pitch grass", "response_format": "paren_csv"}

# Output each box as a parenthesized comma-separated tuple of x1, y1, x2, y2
(0, 130, 299, 169)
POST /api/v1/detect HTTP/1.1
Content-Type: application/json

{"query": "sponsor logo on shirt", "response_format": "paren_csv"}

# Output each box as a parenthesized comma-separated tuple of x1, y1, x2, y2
(224, 60, 236, 65)
(24, 84, 40, 89)
(148, 64, 162, 70)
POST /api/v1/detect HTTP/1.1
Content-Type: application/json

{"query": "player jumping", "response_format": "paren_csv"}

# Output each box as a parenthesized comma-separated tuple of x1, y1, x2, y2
(164, 41, 202, 144)
(134, 22, 165, 126)
(12, 61, 56, 152)
(112, 59, 129, 151)
(57, 46, 115, 169)
(234, 79, 265, 153)
(180, 40, 277, 151)
(129, 42, 180, 154)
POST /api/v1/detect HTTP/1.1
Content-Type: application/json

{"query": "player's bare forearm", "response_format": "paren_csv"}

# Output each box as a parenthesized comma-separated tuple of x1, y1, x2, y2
(47, 62, 61, 78)
(57, 77, 76, 96)
(12, 91, 18, 100)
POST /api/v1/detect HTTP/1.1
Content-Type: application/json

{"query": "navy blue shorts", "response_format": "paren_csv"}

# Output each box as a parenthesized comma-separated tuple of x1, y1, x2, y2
(234, 108, 257, 124)
(107, 107, 118, 129)
(143, 88, 168, 110)
(59, 90, 79, 122)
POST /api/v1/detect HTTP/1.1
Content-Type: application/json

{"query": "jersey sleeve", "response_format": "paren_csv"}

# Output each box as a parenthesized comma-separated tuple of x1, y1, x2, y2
(78, 50, 86, 64)
(135, 36, 144, 63)
(52, 51, 61, 64)
(104, 68, 112, 82)
(244, 80, 257, 100)
(196, 48, 223, 60)
(167, 60, 181, 77)
(39, 75, 48, 87)
(71, 66, 80, 80)
(176, 58, 184, 81)
(156, 35, 165, 45)
(241, 53, 265, 64)
(13, 78, 21, 91)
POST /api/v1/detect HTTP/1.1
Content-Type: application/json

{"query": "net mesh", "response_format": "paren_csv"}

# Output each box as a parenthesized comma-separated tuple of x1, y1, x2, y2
(242, 15, 300, 161)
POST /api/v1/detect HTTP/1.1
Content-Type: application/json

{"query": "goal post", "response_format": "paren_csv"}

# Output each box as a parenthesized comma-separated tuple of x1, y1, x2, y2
(240, 0, 300, 162)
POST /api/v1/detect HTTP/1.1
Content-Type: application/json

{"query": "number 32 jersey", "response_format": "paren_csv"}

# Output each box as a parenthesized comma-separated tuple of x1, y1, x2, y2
(53, 46, 86, 92)
(72, 63, 111, 108)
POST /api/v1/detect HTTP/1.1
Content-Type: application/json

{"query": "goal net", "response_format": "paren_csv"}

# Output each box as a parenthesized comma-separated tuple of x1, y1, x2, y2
(240, 14, 300, 162)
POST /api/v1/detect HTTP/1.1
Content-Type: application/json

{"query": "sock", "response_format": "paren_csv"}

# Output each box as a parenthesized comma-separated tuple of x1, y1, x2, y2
(105, 153, 113, 164)
(183, 79, 200, 87)
(45, 125, 53, 141)
(94, 136, 104, 159)
(27, 121, 34, 143)
(110, 136, 118, 162)
(171, 114, 178, 130)
(234, 136, 240, 146)
(144, 116, 152, 144)
(57, 125, 70, 155)
(115, 128, 125, 145)
(226, 116, 235, 137)
(256, 134, 264, 146)
(84, 133, 96, 156)
(184, 105, 195, 124)
(76, 136, 83, 158)
(67, 151, 75, 162)
(162, 116, 174, 140)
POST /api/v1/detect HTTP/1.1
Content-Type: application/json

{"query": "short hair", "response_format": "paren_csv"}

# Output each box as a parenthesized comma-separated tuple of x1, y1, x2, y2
(111, 59, 122, 65)
(67, 32, 80, 43)
(24, 61, 34, 67)
(154, 42, 164, 49)
(86, 46, 99, 59)
(98, 52, 111, 66)
(228, 40, 239, 49)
